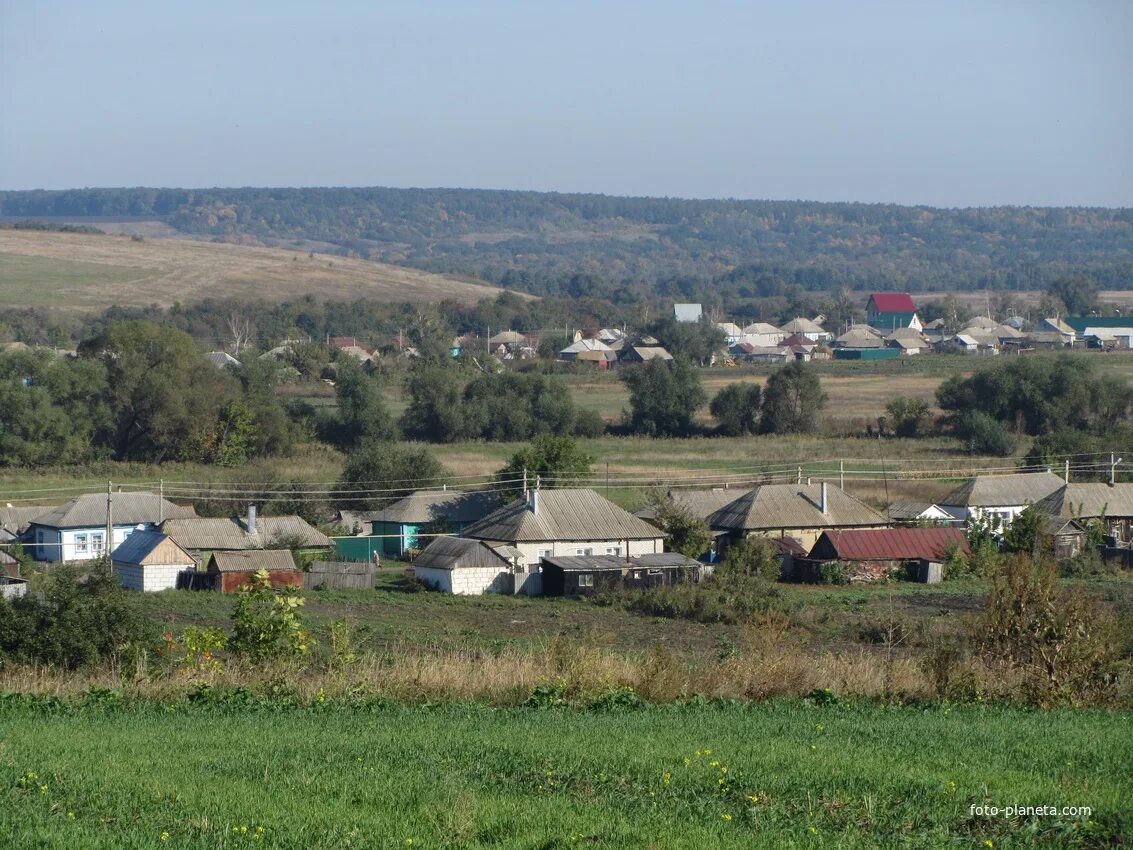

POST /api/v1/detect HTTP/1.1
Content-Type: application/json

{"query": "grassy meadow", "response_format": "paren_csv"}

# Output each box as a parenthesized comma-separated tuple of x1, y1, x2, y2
(1, 697, 1128, 849)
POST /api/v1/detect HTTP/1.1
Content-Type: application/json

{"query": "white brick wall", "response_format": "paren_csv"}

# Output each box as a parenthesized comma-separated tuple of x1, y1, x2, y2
(114, 563, 188, 592)
(413, 565, 513, 595)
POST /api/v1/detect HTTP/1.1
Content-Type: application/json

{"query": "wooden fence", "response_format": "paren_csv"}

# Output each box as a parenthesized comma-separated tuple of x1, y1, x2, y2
(303, 561, 378, 591)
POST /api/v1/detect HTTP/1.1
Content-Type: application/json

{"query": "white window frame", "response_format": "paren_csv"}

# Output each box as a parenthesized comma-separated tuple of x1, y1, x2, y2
(577, 573, 594, 587)
(74, 533, 89, 555)
(537, 548, 553, 559)
(575, 547, 594, 556)
(605, 546, 621, 556)
(91, 532, 105, 553)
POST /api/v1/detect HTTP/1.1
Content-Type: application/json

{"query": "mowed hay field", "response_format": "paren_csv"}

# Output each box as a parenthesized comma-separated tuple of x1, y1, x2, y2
(1, 699, 1129, 849)
(0, 229, 506, 309)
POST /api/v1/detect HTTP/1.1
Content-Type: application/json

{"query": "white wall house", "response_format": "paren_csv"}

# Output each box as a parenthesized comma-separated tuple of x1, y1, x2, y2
(111, 531, 196, 592)
(27, 492, 196, 563)
(740, 323, 785, 347)
(939, 472, 1066, 533)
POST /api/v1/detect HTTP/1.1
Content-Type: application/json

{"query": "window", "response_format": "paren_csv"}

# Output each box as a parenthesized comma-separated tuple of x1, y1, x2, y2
(605, 547, 621, 556)
(91, 533, 105, 553)
(537, 548, 553, 559)
(74, 534, 89, 555)
(575, 547, 594, 556)
(577, 573, 594, 587)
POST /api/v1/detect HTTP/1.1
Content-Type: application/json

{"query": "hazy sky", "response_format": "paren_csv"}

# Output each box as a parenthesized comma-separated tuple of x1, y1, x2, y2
(2, 1, 1131, 207)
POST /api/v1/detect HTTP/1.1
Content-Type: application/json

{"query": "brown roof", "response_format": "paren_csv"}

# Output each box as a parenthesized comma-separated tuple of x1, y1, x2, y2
(162, 515, 331, 551)
(709, 483, 886, 532)
(206, 549, 298, 573)
(810, 527, 969, 561)
(462, 489, 665, 544)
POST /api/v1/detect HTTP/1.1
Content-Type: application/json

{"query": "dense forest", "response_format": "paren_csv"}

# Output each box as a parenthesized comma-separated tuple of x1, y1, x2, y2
(3, 187, 1131, 298)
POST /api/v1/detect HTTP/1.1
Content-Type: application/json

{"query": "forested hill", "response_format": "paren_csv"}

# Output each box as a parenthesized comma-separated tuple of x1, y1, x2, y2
(2, 187, 1131, 295)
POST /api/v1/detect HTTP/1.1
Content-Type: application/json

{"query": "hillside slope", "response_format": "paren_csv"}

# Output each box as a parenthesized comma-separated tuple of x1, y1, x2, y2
(0, 229, 506, 310)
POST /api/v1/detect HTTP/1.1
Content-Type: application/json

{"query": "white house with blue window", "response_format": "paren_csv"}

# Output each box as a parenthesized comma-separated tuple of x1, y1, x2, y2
(28, 492, 196, 563)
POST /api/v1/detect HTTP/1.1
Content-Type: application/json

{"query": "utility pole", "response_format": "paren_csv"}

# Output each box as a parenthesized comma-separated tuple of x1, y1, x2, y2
(105, 481, 113, 566)
(159, 478, 164, 524)
(840, 460, 845, 490)
(1110, 452, 1122, 486)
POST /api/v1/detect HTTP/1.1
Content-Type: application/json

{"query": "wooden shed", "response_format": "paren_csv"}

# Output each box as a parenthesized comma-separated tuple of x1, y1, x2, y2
(111, 531, 196, 592)
(205, 550, 302, 593)
(540, 553, 702, 598)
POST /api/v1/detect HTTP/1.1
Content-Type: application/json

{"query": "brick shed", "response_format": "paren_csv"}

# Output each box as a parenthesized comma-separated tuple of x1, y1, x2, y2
(205, 550, 302, 593)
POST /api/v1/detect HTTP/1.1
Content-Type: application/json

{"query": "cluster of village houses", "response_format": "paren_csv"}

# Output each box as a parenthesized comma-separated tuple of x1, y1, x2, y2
(3, 468, 1131, 600)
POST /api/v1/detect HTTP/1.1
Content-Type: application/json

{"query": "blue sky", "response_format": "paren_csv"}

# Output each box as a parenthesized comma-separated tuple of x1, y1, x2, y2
(2, 0, 1130, 206)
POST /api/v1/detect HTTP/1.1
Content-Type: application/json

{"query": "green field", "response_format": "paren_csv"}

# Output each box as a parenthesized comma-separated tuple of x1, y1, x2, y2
(1, 698, 1128, 849)
(0, 251, 148, 307)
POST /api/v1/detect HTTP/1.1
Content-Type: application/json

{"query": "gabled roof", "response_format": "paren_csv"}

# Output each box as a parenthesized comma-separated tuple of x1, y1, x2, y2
(780, 332, 817, 347)
(488, 331, 527, 345)
(207, 549, 298, 573)
(742, 322, 783, 335)
(1039, 317, 1076, 335)
(886, 501, 953, 521)
(161, 515, 331, 550)
(1, 505, 53, 536)
(716, 322, 744, 338)
(624, 346, 673, 362)
(206, 351, 241, 368)
(0, 549, 17, 566)
(868, 293, 917, 313)
(781, 317, 827, 335)
(110, 531, 195, 567)
(560, 338, 614, 355)
(708, 484, 886, 531)
(835, 329, 885, 348)
(31, 492, 196, 530)
(811, 527, 969, 561)
(940, 472, 1065, 509)
(1036, 482, 1133, 519)
(965, 316, 1000, 330)
(635, 488, 742, 523)
(369, 490, 500, 525)
(413, 536, 515, 571)
(462, 489, 665, 544)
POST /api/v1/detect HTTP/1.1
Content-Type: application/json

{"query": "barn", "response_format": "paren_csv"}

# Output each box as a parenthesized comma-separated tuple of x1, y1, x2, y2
(803, 527, 969, 583)
(111, 531, 196, 592)
(205, 550, 303, 593)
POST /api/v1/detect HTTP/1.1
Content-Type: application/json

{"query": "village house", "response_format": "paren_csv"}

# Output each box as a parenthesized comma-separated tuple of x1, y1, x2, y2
(780, 317, 831, 343)
(866, 293, 922, 332)
(459, 488, 667, 596)
(1, 504, 48, 545)
(27, 491, 196, 563)
(1035, 482, 1133, 546)
(540, 552, 704, 598)
(161, 506, 331, 562)
(740, 322, 786, 347)
(0, 548, 19, 578)
(939, 471, 1066, 531)
(205, 350, 241, 369)
(110, 531, 196, 593)
(205, 550, 303, 593)
(715, 322, 745, 345)
(708, 482, 887, 549)
(802, 526, 969, 584)
(558, 338, 617, 369)
(618, 345, 674, 364)
(366, 489, 499, 558)
(412, 536, 520, 595)
(886, 501, 955, 525)
(674, 303, 702, 323)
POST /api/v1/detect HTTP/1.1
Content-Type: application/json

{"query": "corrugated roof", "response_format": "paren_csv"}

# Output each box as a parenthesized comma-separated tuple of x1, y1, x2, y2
(413, 536, 513, 571)
(1036, 483, 1133, 519)
(886, 501, 951, 521)
(110, 531, 195, 566)
(781, 317, 826, 335)
(632, 553, 702, 568)
(0, 549, 16, 565)
(161, 515, 331, 550)
(542, 554, 629, 572)
(561, 338, 613, 354)
(31, 492, 196, 529)
(207, 550, 298, 573)
(709, 483, 886, 531)
(635, 489, 740, 522)
(462, 489, 666, 544)
(868, 293, 917, 313)
(812, 527, 969, 561)
(625, 346, 673, 361)
(369, 490, 500, 525)
(941, 472, 1065, 508)
(742, 322, 783, 335)
(0, 505, 52, 535)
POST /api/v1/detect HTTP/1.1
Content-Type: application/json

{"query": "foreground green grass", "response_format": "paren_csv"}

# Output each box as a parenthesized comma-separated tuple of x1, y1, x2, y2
(0, 698, 1127, 849)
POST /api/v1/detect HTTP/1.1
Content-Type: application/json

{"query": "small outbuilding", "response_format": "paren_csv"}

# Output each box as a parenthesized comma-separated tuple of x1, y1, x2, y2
(802, 527, 969, 583)
(0, 548, 19, 578)
(412, 536, 520, 595)
(205, 549, 302, 593)
(540, 552, 703, 598)
(111, 531, 197, 592)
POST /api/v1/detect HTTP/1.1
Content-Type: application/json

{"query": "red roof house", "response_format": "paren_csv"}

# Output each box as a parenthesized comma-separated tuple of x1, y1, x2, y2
(808, 527, 968, 562)
(867, 293, 921, 331)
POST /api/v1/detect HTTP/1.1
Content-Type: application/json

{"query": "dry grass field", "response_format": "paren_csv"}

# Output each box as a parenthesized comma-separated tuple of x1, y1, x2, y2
(0, 229, 507, 309)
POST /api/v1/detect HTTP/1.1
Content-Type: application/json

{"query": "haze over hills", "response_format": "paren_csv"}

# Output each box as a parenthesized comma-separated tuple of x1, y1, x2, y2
(0, 228, 507, 311)
(2, 187, 1132, 298)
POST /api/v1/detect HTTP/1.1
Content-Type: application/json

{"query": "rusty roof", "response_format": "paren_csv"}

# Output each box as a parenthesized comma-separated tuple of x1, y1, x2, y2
(811, 527, 968, 561)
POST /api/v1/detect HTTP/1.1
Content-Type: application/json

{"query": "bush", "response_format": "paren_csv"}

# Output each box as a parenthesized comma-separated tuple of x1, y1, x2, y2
(571, 408, 606, 437)
(818, 561, 848, 585)
(958, 410, 1016, 456)
(229, 570, 314, 663)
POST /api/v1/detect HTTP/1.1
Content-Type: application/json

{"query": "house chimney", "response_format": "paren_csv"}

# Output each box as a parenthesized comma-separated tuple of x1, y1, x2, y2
(527, 489, 539, 514)
(1064, 459, 1070, 483)
(247, 504, 258, 534)
(820, 482, 828, 515)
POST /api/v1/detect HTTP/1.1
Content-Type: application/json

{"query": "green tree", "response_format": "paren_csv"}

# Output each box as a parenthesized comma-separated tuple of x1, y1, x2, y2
(646, 317, 726, 366)
(336, 439, 448, 511)
(332, 360, 396, 448)
(709, 383, 762, 436)
(621, 357, 706, 437)
(885, 396, 930, 437)
(1002, 504, 1052, 556)
(760, 362, 827, 435)
(957, 410, 1017, 456)
(400, 366, 467, 442)
(495, 435, 595, 496)
(1045, 275, 1099, 315)
(651, 496, 713, 559)
(78, 321, 240, 462)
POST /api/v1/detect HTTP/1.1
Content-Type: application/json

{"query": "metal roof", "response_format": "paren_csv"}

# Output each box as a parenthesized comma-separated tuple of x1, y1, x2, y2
(632, 553, 702, 568)
(868, 293, 917, 313)
(1036, 483, 1133, 519)
(110, 531, 195, 566)
(708, 483, 886, 531)
(161, 515, 331, 550)
(31, 492, 196, 530)
(462, 489, 666, 544)
(623, 346, 673, 362)
(940, 472, 1065, 508)
(0, 549, 16, 565)
(811, 527, 969, 561)
(541, 554, 630, 572)
(412, 536, 514, 571)
(207, 549, 298, 573)
(368, 490, 500, 525)
(674, 304, 702, 322)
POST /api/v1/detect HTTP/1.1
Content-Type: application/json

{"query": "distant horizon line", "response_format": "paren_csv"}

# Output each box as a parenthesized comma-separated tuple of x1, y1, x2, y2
(1, 184, 1130, 213)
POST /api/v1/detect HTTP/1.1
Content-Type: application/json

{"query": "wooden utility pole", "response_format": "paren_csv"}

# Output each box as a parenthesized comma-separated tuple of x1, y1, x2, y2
(105, 481, 113, 564)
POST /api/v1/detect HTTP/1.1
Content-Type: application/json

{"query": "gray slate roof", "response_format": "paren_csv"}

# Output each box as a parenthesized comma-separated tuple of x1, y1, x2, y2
(462, 489, 666, 544)
(0, 549, 16, 565)
(369, 490, 500, 525)
(207, 549, 298, 573)
(886, 501, 951, 521)
(708, 483, 886, 531)
(1036, 483, 1133, 519)
(110, 531, 195, 566)
(31, 492, 196, 529)
(940, 472, 1065, 508)
(636, 489, 742, 523)
(1, 505, 53, 536)
(412, 536, 515, 571)
(162, 515, 331, 551)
